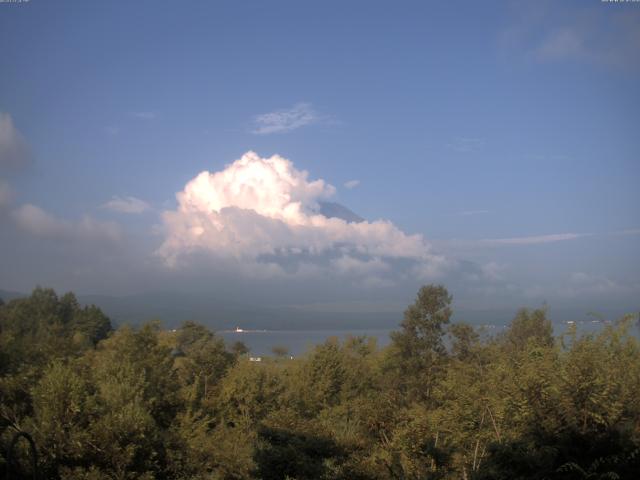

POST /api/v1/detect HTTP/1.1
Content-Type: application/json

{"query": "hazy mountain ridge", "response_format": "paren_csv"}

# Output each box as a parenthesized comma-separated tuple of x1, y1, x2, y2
(0, 289, 25, 302)
(317, 201, 365, 223)
(2, 288, 634, 332)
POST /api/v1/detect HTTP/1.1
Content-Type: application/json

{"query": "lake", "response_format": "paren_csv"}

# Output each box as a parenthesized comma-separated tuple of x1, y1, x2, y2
(219, 328, 393, 356)
(217, 319, 627, 357)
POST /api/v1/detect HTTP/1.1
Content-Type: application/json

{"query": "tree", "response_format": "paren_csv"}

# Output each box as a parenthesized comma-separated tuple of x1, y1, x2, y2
(70, 305, 112, 345)
(2, 285, 640, 480)
(173, 321, 235, 408)
(30, 361, 91, 477)
(231, 340, 250, 356)
(504, 308, 553, 351)
(387, 284, 452, 402)
(0, 288, 112, 375)
(217, 359, 284, 429)
(302, 339, 347, 410)
(448, 322, 480, 361)
(254, 426, 344, 480)
(272, 345, 289, 358)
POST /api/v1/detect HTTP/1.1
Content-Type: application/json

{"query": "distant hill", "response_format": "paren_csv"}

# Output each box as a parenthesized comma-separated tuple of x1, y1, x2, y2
(76, 291, 397, 331)
(0, 289, 25, 303)
(3, 287, 636, 333)
(0, 289, 396, 330)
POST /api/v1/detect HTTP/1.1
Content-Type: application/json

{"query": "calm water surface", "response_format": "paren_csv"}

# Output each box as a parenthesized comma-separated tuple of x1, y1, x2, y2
(218, 320, 626, 357)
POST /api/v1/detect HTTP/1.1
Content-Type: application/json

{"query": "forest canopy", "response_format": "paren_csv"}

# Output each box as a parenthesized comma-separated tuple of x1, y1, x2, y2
(1, 286, 639, 479)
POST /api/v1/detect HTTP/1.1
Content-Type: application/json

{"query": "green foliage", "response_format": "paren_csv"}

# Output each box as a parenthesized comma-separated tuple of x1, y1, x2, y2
(30, 361, 90, 469)
(387, 284, 452, 403)
(0, 287, 113, 375)
(218, 359, 285, 428)
(254, 426, 344, 480)
(1, 285, 639, 479)
(173, 320, 235, 410)
(504, 307, 554, 351)
(272, 345, 289, 357)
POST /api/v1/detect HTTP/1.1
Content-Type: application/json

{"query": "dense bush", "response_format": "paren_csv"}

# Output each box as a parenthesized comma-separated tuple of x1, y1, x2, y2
(1, 286, 638, 479)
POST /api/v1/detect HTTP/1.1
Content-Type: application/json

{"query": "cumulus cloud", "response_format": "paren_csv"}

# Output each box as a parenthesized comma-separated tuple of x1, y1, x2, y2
(12, 203, 122, 243)
(157, 151, 448, 283)
(331, 255, 390, 275)
(0, 112, 31, 172)
(252, 103, 318, 134)
(465, 262, 508, 283)
(103, 195, 151, 214)
(0, 179, 13, 208)
(344, 179, 360, 189)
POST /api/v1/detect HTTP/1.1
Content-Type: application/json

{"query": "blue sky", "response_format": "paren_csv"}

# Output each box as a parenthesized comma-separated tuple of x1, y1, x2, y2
(0, 0, 638, 320)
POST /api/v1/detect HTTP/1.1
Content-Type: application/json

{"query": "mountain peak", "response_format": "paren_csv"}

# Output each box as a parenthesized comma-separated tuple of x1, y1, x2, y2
(317, 201, 364, 223)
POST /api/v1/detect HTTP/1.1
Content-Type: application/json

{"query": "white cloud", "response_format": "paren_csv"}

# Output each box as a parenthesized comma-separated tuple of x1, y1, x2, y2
(12, 203, 122, 243)
(157, 151, 448, 283)
(559, 272, 639, 298)
(457, 209, 490, 216)
(446, 137, 484, 153)
(103, 195, 151, 214)
(479, 232, 589, 246)
(0, 179, 13, 208)
(571, 272, 615, 288)
(12, 204, 64, 237)
(535, 27, 585, 62)
(252, 103, 318, 134)
(501, 4, 640, 70)
(0, 112, 31, 171)
(446, 228, 640, 252)
(481, 262, 507, 282)
(344, 179, 360, 189)
(614, 228, 640, 237)
(533, 14, 640, 68)
(130, 111, 156, 120)
(331, 255, 390, 276)
(330, 256, 394, 288)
